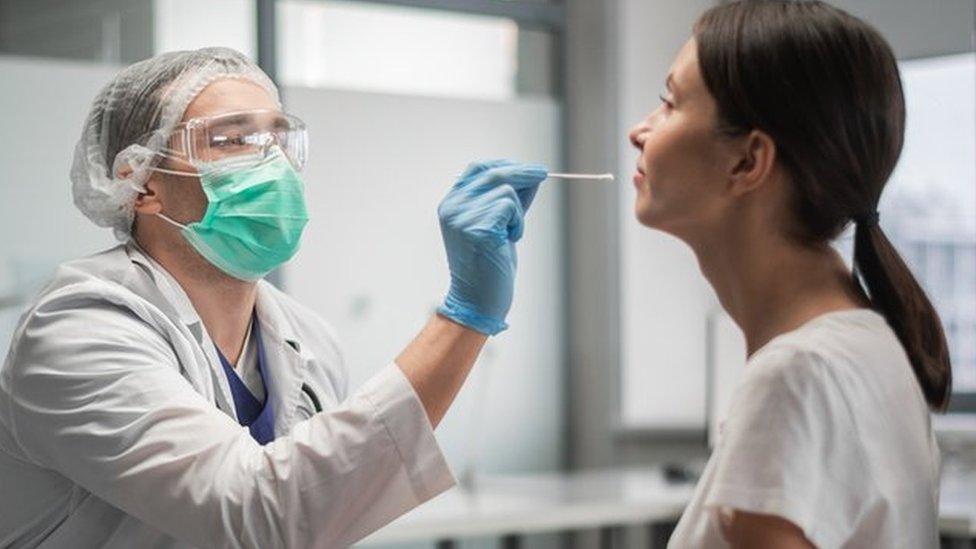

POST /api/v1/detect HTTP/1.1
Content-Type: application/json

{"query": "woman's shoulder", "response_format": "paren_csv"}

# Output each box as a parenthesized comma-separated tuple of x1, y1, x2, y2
(711, 310, 938, 549)
(736, 307, 928, 432)
(735, 341, 840, 416)
(747, 309, 904, 383)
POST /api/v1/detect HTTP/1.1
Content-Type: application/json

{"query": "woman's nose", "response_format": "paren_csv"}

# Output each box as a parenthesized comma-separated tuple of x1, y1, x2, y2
(629, 119, 651, 150)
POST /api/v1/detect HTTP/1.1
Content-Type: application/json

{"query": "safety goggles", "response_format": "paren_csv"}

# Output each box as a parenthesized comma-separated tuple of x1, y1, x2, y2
(150, 109, 308, 175)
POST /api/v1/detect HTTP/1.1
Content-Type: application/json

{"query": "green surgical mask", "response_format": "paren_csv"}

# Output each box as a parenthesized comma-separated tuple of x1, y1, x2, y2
(156, 146, 309, 280)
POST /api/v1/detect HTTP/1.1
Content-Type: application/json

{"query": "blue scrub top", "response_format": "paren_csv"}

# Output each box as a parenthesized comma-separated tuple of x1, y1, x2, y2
(216, 316, 275, 445)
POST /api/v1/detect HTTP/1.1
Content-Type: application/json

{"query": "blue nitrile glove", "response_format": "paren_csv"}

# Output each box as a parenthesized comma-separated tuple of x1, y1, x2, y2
(437, 159, 549, 335)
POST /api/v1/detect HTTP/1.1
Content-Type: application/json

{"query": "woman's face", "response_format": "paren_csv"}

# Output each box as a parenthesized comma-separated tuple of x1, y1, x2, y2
(628, 38, 738, 241)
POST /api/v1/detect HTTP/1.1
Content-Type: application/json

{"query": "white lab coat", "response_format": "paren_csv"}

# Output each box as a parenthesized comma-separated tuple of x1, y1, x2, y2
(0, 243, 455, 548)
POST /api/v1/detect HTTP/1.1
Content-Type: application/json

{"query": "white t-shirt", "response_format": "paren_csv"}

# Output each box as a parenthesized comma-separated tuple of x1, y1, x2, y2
(668, 309, 940, 549)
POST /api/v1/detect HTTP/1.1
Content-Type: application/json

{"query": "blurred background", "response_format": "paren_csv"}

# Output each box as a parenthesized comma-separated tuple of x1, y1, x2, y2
(0, 0, 973, 547)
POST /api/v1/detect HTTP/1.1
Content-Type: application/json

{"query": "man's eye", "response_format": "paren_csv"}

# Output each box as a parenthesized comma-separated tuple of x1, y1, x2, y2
(212, 135, 247, 148)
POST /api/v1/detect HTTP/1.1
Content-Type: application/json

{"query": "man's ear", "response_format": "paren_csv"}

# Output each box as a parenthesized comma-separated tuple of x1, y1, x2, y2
(727, 129, 777, 197)
(123, 166, 163, 215)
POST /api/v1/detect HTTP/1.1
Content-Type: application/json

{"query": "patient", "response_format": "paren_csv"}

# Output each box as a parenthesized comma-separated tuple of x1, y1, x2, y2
(627, 1, 948, 546)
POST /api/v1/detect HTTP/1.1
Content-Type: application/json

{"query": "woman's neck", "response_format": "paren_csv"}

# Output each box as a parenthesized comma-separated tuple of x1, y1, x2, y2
(694, 229, 867, 357)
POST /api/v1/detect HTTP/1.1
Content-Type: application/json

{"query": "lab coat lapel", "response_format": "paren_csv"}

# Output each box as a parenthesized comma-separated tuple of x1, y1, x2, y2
(123, 243, 238, 419)
(254, 282, 311, 436)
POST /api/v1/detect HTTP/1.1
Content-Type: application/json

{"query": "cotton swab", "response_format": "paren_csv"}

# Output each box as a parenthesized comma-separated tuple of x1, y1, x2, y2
(546, 172, 615, 181)
(456, 171, 615, 181)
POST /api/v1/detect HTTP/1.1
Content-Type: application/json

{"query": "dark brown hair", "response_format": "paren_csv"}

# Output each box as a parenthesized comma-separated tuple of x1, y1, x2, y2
(694, 0, 952, 409)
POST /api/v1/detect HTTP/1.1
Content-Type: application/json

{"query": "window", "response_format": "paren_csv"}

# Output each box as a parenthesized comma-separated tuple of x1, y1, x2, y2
(154, 0, 256, 59)
(276, 0, 559, 100)
(881, 53, 976, 400)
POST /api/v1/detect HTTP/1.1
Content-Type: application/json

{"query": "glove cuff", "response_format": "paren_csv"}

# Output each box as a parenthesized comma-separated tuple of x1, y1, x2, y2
(437, 296, 508, 336)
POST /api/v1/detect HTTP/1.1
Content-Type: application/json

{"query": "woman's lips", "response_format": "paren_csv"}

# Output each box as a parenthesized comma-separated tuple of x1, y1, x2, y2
(633, 170, 645, 187)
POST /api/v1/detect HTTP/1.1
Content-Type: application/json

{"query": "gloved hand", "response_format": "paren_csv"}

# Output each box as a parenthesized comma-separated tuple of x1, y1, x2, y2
(437, 160, 549, 335)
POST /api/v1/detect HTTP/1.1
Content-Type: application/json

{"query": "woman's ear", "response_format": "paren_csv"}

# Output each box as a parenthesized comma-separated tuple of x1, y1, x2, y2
(727, 129, 777, 197)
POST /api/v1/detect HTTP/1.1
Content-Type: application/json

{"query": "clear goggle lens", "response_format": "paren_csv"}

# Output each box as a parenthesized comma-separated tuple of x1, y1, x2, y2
(157, 109, 308, 173)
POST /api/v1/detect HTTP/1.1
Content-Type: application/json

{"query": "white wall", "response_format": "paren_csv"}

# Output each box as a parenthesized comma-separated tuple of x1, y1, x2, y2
(283, 85, 565, 473)
(0, 56, 119, 356)
(616, 0, 718, 431)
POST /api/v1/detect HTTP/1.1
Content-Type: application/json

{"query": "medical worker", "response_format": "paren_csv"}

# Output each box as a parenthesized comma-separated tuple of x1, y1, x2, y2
(0, 47, 547, 548)
(628, 1, 947, 547)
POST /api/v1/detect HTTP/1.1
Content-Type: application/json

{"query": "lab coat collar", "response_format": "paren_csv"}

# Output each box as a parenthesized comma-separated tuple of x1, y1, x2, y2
(124, 241, 314, 431)
(254, 282, 302, 350)
(124, 242, 237, 415)
(124, 242, 303, 348)
(124, 241, 206, 336)
(253, 282, 313, 433)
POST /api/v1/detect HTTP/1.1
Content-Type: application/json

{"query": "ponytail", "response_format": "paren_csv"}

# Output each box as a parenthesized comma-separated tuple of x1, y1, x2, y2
(853, 219, 952, 410)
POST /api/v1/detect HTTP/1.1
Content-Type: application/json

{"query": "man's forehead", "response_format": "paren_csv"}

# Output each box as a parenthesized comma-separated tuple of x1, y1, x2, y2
(182, 78, 278, 121)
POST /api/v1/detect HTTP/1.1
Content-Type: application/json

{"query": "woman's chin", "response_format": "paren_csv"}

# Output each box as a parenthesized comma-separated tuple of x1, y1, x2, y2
(636, 206, 687, 242)
(634, 199, 662, 228)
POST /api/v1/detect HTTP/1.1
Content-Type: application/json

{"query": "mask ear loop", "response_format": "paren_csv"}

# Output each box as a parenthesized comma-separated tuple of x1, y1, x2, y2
(155, 211, 190, 230)
(117, 144, 200, 187)
(114, 145, 197, 228)
(150, 164, 199, 177)
(145, 150, 200, 229)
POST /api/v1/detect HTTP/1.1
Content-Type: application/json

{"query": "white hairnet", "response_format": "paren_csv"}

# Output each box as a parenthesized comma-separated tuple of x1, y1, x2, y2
(70, 47, 280, 241)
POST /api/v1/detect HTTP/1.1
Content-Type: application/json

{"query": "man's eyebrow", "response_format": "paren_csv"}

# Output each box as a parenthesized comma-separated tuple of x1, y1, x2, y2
(213, 113, 256, 126)
(214, 112, 290, 129)
(665, 73, 677, 94)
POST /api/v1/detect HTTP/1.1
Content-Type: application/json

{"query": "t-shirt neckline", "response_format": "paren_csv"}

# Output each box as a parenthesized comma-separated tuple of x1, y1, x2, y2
(749, 307, 883, 360)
